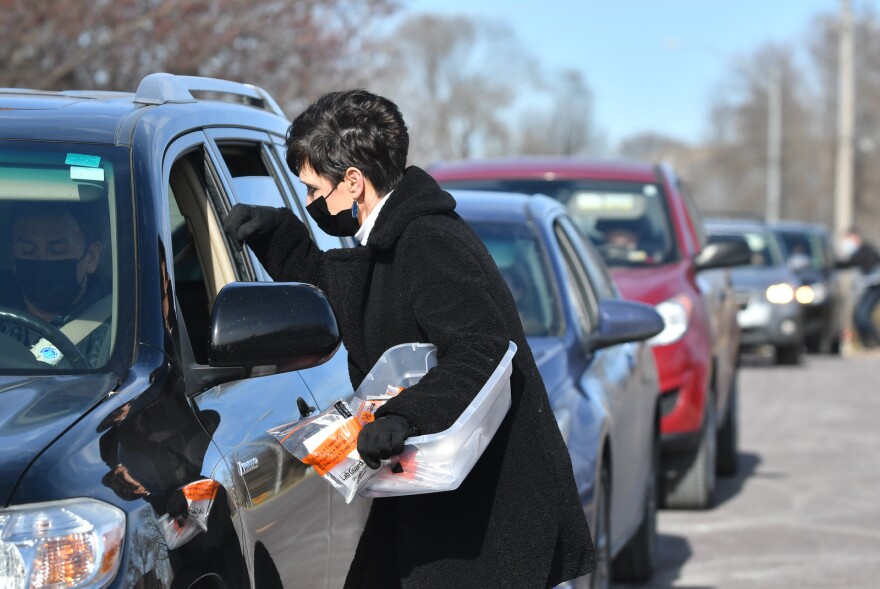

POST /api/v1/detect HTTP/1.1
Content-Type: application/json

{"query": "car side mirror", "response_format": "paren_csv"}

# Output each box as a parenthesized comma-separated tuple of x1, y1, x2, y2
(694, 239, 752, 272)
(589, 299, 665, 352)
(190, 282, 341, 391)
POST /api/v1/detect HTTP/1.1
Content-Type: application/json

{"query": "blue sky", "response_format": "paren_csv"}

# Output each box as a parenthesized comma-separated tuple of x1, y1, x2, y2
(407, 0, 868, 147)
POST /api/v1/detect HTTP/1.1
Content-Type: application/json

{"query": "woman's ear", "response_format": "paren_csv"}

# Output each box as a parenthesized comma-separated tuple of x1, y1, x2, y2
(344, 167, 365, 200)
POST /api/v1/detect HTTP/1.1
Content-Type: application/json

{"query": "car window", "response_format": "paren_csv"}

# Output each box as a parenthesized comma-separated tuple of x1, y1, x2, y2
(557, 216, 618, 299)
(439, 178, 679, 268)
(0, 141, 129, 372)
(554, 223, 599, 336)
(469, 221, 563, 337)
(777, 229, 826, 271)
(166, 145, 240, 364)
(709, 230, 784, 267)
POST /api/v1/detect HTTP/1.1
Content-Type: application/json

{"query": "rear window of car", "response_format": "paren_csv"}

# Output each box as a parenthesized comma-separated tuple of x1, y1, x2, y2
(468, 220, 564, 337)
(439, 178, 679, 268)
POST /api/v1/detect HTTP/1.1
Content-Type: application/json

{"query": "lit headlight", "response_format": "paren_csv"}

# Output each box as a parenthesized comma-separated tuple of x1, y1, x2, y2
(766, 283, 795, 304)
(648, 295, 692, 346)
(0, 499, 125, 589)
(796, 283, 827, 305)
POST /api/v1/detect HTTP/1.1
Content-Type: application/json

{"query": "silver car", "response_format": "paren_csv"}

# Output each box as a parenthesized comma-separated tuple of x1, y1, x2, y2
(706, 219, 804, 364)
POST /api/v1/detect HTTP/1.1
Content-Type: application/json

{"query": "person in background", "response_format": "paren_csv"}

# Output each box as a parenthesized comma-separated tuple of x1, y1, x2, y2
(0, 202, 110, 367)
(224, 89, 594, 588)
(838, 227, 880, 348)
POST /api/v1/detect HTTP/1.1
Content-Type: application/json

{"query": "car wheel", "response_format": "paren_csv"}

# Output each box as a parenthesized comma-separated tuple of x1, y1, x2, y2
(774, 344, 801, 365)
(612, 431, 658, 582)
(716, 371, 739, 477)
(589, 462, 611, 589)
(664, 396, 716, 509)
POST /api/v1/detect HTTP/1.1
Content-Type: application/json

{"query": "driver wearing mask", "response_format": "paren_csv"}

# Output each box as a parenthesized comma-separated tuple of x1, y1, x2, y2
(0, 202, 110, 367)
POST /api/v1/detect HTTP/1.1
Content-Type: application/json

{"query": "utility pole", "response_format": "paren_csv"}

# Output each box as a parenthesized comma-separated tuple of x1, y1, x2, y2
(834, 0, 855, 235)
(766, 66, 783, 223)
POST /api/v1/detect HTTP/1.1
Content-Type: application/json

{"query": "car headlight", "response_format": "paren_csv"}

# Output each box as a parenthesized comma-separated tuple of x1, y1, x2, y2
(796, 283, 827, 305)
(648, 295, 692, 346)
(766, 283, 795, 305)
(0, 499, 125, 589)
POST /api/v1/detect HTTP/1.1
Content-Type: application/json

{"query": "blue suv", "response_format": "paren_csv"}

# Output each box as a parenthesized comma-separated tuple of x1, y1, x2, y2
(0, 74, 368, 588)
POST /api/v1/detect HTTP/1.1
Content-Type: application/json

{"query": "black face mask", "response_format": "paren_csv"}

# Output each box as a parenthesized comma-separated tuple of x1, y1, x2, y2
(14, 253, 87, 314)
(306, 196, 360, 237)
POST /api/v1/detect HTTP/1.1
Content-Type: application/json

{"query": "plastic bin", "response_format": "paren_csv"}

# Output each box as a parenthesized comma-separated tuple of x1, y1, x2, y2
(358, 341, 517, 497)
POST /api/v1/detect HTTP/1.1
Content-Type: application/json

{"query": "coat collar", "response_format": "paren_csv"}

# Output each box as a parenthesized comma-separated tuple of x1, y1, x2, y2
(366, 166, 456, 250)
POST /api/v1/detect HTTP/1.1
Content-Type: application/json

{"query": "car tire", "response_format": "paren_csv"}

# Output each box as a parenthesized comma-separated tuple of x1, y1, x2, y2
(774, 344, 801, 365)
(612, 431, 658, 583)
(716, 371, 739, 477)
(589, 461, 612, 589)
(664, 396, 716, 509)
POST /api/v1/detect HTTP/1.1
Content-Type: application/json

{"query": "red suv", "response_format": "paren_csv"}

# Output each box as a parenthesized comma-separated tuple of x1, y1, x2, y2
(431, 157, 749, 508)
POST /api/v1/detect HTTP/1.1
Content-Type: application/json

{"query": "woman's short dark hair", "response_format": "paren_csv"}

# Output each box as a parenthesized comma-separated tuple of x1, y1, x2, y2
(285, 89, 409, 196)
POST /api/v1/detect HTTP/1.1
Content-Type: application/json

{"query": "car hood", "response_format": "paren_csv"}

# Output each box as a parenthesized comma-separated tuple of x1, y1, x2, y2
(0, 373, 117, 504)
(609, 262, 687, 306)
(730, 266, 796, 290)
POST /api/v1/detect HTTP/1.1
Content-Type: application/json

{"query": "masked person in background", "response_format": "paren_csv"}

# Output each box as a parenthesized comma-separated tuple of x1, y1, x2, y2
(0, 202, 110, 367)
(838, 227, 880, 348)
(224, 89, 594, 588)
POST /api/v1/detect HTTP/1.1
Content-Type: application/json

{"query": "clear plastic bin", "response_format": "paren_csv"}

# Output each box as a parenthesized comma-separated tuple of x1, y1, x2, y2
(358, 341, 517, 497)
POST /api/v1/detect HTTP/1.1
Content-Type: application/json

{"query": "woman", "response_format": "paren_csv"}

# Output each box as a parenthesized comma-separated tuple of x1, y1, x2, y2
(224, 89, 594, 588)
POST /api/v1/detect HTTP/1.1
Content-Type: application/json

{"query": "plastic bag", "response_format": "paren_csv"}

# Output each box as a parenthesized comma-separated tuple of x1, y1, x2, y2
(268, 400, 379, 504)
(157, 478, 220, 550)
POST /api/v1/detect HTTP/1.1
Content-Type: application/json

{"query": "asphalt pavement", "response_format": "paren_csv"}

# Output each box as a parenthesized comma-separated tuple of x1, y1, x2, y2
(616, 350, 880, 589)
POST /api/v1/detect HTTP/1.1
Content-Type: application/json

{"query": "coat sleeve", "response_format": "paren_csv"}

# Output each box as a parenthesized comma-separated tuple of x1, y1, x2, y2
(245, 208, 324, 286)
(375, 221, 513, 436)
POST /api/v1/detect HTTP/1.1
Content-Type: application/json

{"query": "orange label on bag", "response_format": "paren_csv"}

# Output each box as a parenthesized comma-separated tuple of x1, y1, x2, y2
(182, 479, 220, 501)
(301, 418, 362, 476)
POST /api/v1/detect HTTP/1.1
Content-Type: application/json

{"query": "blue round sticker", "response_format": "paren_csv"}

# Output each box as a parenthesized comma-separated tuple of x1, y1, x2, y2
(39, 347, 59, 360)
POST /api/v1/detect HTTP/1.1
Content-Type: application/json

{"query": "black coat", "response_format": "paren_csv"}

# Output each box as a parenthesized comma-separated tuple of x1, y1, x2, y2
(249, 167, 594, 588)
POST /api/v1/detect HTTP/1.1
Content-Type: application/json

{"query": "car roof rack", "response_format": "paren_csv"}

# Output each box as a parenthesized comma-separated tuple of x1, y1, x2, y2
(134, 72, 285, 118)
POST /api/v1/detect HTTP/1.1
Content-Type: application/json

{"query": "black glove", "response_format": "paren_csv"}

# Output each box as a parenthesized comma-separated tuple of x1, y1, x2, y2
(357, 415, 413, 470)
(223, 203, 285, 251)
(164, 488, 189, 525)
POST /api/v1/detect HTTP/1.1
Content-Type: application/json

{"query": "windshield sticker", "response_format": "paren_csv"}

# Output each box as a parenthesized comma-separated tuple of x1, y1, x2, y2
(643, 185, 658, 197)
(70, 166, 105, 182)
(65, 153, 101, 167)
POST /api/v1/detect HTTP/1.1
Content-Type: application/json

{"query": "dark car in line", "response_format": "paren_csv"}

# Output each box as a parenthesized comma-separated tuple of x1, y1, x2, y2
(706, 219, 805, 364)
(773, 220, 842, 354)
(453, 191, 663, 587)
(0, 74, 372, 588)
(430, 158, 750, 510)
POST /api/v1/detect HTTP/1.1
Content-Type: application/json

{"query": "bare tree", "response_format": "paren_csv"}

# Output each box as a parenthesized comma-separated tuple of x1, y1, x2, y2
(372, 13, 539, 165)
(0, 0, 397, 115)
(680, 43, 820, 221)
(517, 69, 601, 156)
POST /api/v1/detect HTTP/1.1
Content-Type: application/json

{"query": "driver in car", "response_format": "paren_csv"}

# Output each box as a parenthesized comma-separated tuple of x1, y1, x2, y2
(0, 202, 110, 367)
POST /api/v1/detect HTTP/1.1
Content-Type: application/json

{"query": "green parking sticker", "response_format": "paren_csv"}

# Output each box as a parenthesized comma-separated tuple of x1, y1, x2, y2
(65, 153, 101, 168)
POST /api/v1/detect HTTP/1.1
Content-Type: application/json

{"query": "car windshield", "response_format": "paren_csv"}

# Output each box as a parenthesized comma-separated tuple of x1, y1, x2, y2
(469, 221, 563, 337)
(0, 141, 131, 373)
(440, 178, 678, 268)
(709, 230, 784, 267)
(777, 229, 826, 270)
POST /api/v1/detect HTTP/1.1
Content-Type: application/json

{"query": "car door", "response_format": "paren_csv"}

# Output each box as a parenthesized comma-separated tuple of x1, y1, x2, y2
(553, 217, 649, 544)
(160, 132, 337, 588)
(203, 129, 370, 584)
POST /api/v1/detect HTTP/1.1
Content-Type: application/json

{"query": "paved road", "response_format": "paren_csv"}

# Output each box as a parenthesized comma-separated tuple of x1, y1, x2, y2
(617, 352, 880, 589)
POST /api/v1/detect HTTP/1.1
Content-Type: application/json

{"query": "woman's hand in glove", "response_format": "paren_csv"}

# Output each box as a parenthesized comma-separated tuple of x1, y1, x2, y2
(357, 415, 414, 469)
(223, 203, 285, 251)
